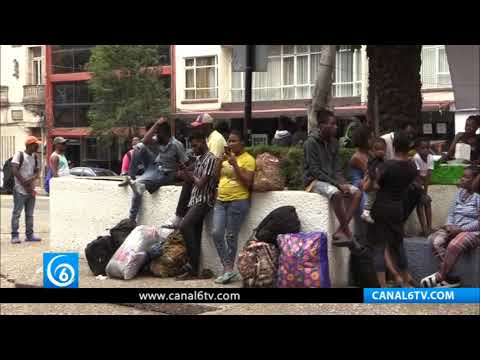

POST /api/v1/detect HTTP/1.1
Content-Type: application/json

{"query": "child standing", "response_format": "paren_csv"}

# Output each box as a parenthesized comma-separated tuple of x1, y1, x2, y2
(413, 138, 434, 236)
(361, 138, 387, 224)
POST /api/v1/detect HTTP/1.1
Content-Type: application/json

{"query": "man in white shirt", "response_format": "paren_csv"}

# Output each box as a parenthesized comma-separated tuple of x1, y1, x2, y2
(11, 136, 42, 244)
(381, 120, 417, 160)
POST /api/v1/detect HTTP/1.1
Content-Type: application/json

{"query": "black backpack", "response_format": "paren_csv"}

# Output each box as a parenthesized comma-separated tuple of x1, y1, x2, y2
(109, 218, 136, 248)
(85, 235, 118, 276)
(254, 206, 301, 244)
(2, 152, 38, 192)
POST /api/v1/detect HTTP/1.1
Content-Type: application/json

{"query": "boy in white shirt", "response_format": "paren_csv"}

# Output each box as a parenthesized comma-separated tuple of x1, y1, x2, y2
(413, 138, 434, 236)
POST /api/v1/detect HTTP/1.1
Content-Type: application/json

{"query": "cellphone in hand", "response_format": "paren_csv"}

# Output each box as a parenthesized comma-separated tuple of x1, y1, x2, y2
(224, 146, 231, 154)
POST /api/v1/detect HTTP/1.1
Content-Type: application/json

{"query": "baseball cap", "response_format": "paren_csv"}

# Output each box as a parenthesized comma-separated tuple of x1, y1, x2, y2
(191, 113, 214, 127)
(25, 136, 41, 146)
(53, 136, 68, 145)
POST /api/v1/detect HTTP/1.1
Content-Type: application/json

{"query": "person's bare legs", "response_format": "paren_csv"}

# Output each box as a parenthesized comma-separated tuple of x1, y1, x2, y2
(376, 272, 387, 288)
(331, 193, 352, 239)
(416, 205, 428, 236)
(384, 247, 405, 286)
(425, 203, 433, 234)
(344, 190, 362, 226)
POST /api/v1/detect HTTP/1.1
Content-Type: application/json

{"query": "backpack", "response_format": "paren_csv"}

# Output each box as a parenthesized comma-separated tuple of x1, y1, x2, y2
(254, 206, 301, 244)
(238, 240, 279, 288)
(85, 235, 118, 276)
(349, 237, 380, 288)
(149, 230, 187, 278)
(2, 151, 38, 192)
(109, 218, 137, 248)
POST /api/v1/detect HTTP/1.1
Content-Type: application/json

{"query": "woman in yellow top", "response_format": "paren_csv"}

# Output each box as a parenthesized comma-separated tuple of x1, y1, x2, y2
(212, 130, 256, 284)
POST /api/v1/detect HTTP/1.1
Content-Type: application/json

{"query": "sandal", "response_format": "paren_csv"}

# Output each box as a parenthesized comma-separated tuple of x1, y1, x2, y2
(214, 272, 237, 284)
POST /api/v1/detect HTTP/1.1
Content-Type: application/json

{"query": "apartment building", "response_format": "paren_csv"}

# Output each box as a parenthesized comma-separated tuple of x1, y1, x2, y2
(44, 45, 171, 172)
(172, 45, 455, 143)
(0, 45, 46, 167)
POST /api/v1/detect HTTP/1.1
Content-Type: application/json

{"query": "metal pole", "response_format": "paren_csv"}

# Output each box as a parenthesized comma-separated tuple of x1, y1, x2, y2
(244, 45, 254, 141)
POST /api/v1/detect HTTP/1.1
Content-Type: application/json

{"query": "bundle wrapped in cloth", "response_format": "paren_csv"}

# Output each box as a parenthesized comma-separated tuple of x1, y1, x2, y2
(252, 153, 285, 192)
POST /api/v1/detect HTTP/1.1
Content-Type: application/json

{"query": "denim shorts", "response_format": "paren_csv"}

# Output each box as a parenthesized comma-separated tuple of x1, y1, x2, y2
(312, 181, 358, 200)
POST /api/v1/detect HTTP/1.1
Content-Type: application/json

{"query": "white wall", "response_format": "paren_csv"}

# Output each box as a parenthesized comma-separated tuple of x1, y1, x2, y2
(49, 178, 350, 287)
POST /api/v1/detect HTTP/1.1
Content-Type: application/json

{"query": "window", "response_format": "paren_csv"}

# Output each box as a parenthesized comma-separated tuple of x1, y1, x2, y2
(231, 45, 362, 102)
(28, 47, 43, 85)
(11, 110, 23, 121)
(333, 45, 362, 97)
(83, 138, 109, 161)
(421, 45, 452, 89)
(185, 56, 218, 100)
(51, 45, 95, 74)
(53, 82, 92, 127)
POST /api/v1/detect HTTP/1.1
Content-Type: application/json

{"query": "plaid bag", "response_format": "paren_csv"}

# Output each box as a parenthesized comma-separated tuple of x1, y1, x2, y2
(277, 231, 331, 288)
(149, 230, 188, 278)
(238, 239, 279, 288)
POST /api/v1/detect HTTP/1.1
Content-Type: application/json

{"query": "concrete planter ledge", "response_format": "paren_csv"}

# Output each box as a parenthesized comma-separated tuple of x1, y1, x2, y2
(49, 177, 350, 287)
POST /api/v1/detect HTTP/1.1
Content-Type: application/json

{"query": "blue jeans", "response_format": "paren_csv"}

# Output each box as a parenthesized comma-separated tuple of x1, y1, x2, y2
(11, 190, 36, 238)
(129, 172, 176, 221)
(212, 199, 250, 269)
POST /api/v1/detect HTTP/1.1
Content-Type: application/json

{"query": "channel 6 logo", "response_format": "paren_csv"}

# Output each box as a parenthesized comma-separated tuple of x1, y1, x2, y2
(43, 253, 79, 288)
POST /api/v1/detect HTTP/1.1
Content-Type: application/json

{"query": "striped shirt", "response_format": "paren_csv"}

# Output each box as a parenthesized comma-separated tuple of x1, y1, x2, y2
(446, 189, 480, 232)
(188, 151, 218, 208)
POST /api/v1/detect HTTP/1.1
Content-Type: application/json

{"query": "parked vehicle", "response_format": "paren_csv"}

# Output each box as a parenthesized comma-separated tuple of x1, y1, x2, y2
(70, 167, 118, 177)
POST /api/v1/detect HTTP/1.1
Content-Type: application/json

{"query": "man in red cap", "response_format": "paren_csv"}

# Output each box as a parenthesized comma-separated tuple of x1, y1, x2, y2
(10, 136, 42, 243)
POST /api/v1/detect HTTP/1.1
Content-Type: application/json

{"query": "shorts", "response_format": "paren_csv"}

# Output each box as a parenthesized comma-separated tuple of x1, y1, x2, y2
(311, 180, 359, 200)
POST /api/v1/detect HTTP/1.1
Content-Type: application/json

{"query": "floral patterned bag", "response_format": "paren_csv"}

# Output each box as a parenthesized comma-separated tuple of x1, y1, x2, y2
(276, 231, 331, 288)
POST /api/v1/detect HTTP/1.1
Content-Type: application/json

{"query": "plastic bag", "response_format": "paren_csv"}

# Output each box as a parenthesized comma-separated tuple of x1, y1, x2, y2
(252, 153, 285, 192)
(106, 225, 160, 280)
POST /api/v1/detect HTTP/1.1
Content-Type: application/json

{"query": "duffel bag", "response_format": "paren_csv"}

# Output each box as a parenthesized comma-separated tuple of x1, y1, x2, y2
(85, 235, 117, 276)
(149, 230, 188, 278)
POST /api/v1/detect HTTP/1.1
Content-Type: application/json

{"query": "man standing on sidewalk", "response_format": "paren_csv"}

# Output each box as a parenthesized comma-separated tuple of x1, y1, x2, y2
(175, 131, 218, 280)
(11, 136, 42, 244)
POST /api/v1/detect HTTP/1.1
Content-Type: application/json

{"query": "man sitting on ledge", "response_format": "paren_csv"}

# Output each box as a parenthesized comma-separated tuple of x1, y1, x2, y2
(119, 117, 189, 222)
(304, 109, 362, 247)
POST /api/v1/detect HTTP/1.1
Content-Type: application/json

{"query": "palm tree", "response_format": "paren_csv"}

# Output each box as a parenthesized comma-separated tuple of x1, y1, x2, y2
(366, 45, 423, 135)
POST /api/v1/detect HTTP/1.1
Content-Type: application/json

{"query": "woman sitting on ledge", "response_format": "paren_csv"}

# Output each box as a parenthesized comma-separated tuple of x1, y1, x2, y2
(421, 166, 480, 288)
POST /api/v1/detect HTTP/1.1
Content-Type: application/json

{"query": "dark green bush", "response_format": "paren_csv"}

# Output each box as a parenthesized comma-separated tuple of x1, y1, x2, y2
(246, 145, 356, 190)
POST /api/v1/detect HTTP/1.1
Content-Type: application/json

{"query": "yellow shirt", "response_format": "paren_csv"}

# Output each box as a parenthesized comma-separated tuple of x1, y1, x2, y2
(207, 130, 227, 158)
(218, 151, 256, 201)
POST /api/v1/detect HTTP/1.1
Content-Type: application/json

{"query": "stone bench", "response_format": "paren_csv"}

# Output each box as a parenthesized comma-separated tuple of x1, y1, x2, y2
(49, 177, 350, 287)
(404, 236, 480, 287)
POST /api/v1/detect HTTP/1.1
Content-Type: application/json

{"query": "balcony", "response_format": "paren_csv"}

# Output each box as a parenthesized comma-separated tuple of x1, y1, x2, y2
(0, 86, 8, 107)
(23, 85, 45, 106)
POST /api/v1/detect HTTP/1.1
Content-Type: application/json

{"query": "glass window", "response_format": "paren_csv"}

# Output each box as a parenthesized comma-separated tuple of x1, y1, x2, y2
(184, 56, 217, 100)
(53, 82, 91, 127)
(231, 45, 363, 101)
(421, 45, 452, 89)
(51, 45, 95, 74)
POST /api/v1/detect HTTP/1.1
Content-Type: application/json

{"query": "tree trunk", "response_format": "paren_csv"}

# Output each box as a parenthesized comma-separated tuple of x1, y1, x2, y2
(308, 45, 336, 135)
(367, 46, 422, 135)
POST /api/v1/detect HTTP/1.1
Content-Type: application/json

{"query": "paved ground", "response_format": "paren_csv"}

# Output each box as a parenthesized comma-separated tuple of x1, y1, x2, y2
(1, 194, 479, 315)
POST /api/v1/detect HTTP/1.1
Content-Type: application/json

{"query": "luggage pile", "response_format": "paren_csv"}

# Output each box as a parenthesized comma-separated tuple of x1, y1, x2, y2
(238, 206, 332, 288)
(85, 219, 187, 280)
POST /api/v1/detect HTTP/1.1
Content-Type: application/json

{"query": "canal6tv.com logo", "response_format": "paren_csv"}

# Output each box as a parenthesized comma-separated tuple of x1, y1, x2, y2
(43, 253, 79, 288)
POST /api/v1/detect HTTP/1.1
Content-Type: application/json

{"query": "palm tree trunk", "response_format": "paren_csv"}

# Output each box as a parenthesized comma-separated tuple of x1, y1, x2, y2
(367, 46, 422, 135)
(308, 45, 336, 135)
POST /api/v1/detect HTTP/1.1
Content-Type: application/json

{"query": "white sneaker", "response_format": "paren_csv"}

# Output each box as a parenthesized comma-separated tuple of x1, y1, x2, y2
(162, 215, 182, 229)
(361, 210, 374, 224)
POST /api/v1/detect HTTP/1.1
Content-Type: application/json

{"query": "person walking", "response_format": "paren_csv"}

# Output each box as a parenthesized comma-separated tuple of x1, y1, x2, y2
(367, 132, 418, 287)
(212, 130, 255, 284)
(10, 136, 42, 244)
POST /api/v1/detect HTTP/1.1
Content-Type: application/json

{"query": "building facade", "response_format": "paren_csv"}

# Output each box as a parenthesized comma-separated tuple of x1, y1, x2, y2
(0, 45, 46, 168)
(172, 45, 455, 144)
(44, 45, 171, 173)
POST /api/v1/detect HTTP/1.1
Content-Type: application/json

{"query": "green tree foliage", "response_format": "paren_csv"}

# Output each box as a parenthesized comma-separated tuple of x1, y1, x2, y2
(87, 45, 170, 140)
